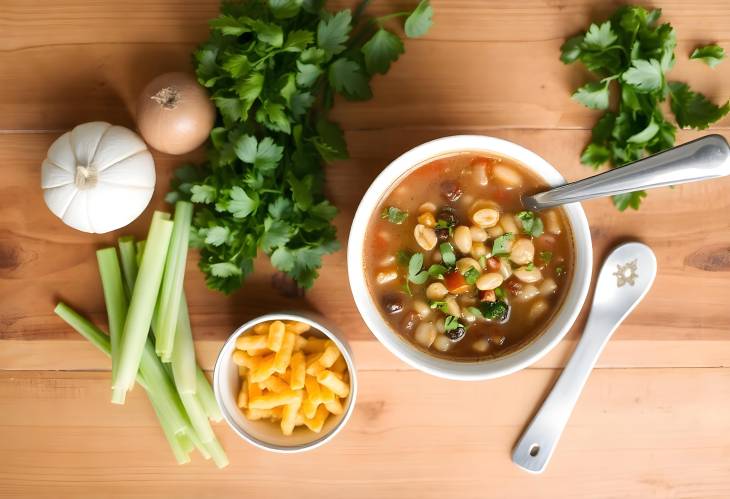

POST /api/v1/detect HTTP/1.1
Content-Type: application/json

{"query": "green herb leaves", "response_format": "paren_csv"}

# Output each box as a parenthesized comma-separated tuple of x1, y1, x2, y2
(381, 206, 409, 224)
(690, 44, 725, 68)
(492, 233, 514, 256)
(175, 1, 432, 293)
(561, 6, 730, 211)
(516, 211, 544, 237)
(408, 253, 429, 285)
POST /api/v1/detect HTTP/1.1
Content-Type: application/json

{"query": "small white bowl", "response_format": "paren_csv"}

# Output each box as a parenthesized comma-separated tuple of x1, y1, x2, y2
(347, 135, 593, 381)
(213, 312, 357, 453)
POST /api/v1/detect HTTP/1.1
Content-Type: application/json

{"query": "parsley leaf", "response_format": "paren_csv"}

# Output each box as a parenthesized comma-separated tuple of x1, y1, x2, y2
(612, 191, 647, 211)
(583, 21, 617, 49)
(669, 81, 730, 130)
(464, 267, 480, 285)
(572, 81, 610, 110)
(404, 0, 433, 38)
(329, 58, 372, 100)
(381, 206, 408, 224)
(492, 233, 514, 256)
(444, 315, 464, 332)
(439, 242, 456, 266)
(539, 251, 553, 264)
(408, 253, 429, 285)
(690, 44, 725, 68)
(516, 211, 544, 237)
(204, 226, 231, 247)
(580, 143, 611, 168)
(622, 59, 663, 93)
(226, 187, 259, 218)
(362, 29, 405, 75)
(317, 10, 352, 57)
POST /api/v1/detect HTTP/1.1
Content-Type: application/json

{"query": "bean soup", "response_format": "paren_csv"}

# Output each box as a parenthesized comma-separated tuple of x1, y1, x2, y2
(363, 152, 574, 360)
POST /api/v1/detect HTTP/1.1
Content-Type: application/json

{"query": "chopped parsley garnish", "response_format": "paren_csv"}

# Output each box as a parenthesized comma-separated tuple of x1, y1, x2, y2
(526, 262, 535, 271)
(407, 253, 429, 284)
(444, 315, 465, 332)
(396, 249, 413, 267)
(429, 300, 449, 313)
(690, 44, 725, 68)
(427, 264, 448, 279)
(439, 242, 456, 266)
(381, 206, 409, 224)
(516, 211, 544, 237)
(491, 233, 514, 256)
(494, 287, 506, 299)
(539, 251, 553, 264)
(464, 267, 480, 285)
(555, 266, 565, 276)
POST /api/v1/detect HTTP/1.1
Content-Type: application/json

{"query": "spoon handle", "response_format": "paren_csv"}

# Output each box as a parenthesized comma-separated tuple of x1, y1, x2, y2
(523, 134, 730, 211)
(512, 243, 657, 473)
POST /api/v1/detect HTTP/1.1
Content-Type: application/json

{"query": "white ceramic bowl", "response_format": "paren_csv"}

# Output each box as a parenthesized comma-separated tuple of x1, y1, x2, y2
(347, 135, 592, 381)
(213, 312, 357, 453)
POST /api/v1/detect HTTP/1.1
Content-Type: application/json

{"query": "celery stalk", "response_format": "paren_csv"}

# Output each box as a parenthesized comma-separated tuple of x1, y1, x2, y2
(96, 248, 127, 384)
(135, 240, 146, 267)
(112, 212, 173, 404)
(204, 438, 230, 469)
(196, 367, 223, 422)
(171, 295, 196, 393)
(155, 201, 193, 361)
(185, 428, 211, 460)
(118, 236, 138, 297)
(179, 392, 215, 443)
(150, 395, 191, 465)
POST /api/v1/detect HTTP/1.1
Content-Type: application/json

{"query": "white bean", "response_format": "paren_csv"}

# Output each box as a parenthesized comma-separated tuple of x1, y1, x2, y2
(414, 322, 437, 348)
(476, 272, 504, 291)
(413, 300, 431, 318)
(472, 160, 490, 186)
(539, 278, 557, 295)
(419, 202, 437, 213)
(513, 266, 543, 283)
(470, 242, 487, 259)
(517, 284, 540, 301)
(453, 225, 472, 253)
(426, 282, 448, 301)
(492, 164, 523, 188)
(414, 224, 437, 251)
(433, 334, 451, 352)
(376, 270, 398, 284)
(472, 208, 500, 228)
(529, 299, 549, 321)
(445, 296, 461, 317)
(469, 225, 487, 242)
(456, 258, 481, 274)
(435, 317, 445, 334)
(460, 194, 475, 207)
(380, 254, 396, 266)
(499, 214, 518, 234)
(486, 225, 504, 239)
(510, 238, 535, 266)
(544, 209, 562, 235)
(472, 338, 489, 353)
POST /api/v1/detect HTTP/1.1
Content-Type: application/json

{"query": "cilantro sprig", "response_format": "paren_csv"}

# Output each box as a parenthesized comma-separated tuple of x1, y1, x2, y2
(170, 0, 433, 293)
(561, 6, 730, 211)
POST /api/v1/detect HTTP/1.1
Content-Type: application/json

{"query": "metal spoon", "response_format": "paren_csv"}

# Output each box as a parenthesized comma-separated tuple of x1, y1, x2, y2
(523, 134, 730, 211)
(512, 242, 657, 473)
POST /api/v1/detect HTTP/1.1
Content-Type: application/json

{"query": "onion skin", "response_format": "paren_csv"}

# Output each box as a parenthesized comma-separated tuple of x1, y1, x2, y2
(136, 72, 215, 155)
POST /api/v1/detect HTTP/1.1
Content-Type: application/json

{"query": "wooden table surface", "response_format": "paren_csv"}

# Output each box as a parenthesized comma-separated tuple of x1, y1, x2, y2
(2, 1, 730, 497)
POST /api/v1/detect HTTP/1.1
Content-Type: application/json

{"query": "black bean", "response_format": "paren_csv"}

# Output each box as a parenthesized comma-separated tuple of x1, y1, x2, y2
(435, 227, 450, 242)
(382, 293, 404, 314)
(445, 326, 466, 342)
(440, 180, 463, 202)
(436, 208, 459, 227)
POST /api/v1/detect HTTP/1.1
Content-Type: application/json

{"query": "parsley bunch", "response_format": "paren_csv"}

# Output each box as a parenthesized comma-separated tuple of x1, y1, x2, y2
(561, 6, 729, 210)
(169, 0, 433, 293)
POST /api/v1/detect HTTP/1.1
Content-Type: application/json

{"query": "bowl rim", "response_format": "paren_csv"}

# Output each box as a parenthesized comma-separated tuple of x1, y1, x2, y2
(347, 135, 593, 380)
(213, 311, 358, 453)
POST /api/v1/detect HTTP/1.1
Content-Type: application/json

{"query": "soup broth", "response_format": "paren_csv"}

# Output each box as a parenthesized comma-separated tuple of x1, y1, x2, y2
(363, 152, 574, 360)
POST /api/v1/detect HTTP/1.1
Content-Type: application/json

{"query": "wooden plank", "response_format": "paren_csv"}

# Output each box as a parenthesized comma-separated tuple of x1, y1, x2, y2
(3, 128, 730, 353)
(1, 2, 729, 131)
(3, 0, 730, 50)
(1, 369, 729, 498)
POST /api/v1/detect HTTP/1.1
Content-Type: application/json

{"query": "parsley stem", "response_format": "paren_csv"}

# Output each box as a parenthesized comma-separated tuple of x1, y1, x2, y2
(353, 0, 372, 23)
(374, 11, 410, 25)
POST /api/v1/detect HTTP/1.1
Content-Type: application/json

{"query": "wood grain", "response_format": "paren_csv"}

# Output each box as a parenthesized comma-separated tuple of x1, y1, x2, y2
(2, 369, 730, 499)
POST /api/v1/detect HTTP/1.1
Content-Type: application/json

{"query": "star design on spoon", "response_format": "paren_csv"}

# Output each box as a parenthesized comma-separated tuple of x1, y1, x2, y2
(613, 259, 639, 287)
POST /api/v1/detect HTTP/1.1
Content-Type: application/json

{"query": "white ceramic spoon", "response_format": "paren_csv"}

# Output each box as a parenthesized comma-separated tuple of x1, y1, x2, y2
(512, 242, 657, 473)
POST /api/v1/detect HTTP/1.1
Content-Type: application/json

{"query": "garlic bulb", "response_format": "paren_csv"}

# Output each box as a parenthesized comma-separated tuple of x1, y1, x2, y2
(41, 122, 156, 233)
